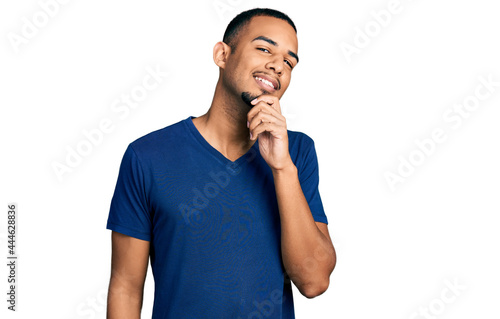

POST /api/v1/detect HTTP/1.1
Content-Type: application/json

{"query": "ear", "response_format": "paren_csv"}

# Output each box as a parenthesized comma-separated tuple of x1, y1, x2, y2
(213, 41, 231, 69)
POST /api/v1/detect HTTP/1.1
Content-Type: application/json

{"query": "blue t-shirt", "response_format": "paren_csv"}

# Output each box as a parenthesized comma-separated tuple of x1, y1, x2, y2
(106, 116, 327, 319)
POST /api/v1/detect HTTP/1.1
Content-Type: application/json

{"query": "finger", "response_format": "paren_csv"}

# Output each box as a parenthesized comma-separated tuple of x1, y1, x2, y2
(251, 95, 281, 113)
(247, 101, 284, 123)
(251, 94, 277, 105)
(248, 111, 285, 132)
(250, 122, 286, 141)
(247, 108, 285, 133)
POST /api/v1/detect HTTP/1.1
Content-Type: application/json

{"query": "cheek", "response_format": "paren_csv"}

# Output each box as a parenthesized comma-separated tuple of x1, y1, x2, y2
(240, 53, 264, 68)
(281, 75, 292, 90)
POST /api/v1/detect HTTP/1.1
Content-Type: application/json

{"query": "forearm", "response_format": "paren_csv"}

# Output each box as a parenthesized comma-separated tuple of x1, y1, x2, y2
(107, 276, 144, 319)
(272, 164, 336, 298)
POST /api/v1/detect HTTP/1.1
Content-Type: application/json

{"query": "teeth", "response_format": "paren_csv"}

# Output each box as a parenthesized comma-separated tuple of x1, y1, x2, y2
(255, 76, 275, 89)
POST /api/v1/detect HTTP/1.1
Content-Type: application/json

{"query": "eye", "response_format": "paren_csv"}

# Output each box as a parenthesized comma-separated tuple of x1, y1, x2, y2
(284, 59, 293, 68)
(257, 47, 270, 53)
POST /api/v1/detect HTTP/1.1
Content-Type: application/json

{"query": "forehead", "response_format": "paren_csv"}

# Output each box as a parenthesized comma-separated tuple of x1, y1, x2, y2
(240, 16, 298, 50)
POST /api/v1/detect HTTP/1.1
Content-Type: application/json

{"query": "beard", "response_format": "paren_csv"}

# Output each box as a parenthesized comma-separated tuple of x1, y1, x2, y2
(241, 89, 269, 107)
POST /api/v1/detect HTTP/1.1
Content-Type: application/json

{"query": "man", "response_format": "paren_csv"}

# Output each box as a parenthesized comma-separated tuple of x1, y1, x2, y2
(106, 8, 336, 319)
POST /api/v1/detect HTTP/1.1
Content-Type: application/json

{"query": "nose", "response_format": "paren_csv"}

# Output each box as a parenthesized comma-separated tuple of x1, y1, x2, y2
(265, 56, 284, 75)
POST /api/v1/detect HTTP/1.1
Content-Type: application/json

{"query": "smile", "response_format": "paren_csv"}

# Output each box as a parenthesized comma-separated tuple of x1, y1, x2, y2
(254, 75, 278, 92)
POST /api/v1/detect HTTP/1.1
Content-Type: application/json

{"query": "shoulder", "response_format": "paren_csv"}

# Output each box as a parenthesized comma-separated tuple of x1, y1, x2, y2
(128, 117, 189, 157)
(287, 129, 316, 153)
(287, 129, 319, 171)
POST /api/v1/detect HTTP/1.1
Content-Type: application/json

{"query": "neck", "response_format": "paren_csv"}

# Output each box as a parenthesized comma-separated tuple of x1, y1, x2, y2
(192, 79, 255, 161)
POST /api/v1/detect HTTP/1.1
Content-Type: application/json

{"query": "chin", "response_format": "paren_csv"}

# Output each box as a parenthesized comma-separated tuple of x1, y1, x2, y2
(241, 90, 269, 107)
(241, 92, 257, 107)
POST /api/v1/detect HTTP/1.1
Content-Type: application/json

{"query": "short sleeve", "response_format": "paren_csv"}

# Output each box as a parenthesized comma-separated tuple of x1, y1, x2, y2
(297, 137, 328, 224)
(106, 145, 152, 241)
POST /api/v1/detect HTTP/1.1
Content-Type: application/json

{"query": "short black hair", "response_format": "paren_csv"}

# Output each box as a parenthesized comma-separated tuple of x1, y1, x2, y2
(222, 8, 297, 51)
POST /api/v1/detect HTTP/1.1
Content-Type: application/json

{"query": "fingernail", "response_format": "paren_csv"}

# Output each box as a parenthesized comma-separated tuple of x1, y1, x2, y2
(251, 98, 258, 105)
(249, 132, 253, 139)
(247, 120, 249, 128)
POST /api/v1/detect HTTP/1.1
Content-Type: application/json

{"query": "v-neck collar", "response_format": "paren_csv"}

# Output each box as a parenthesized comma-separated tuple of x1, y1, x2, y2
(184, 116, 259, 166)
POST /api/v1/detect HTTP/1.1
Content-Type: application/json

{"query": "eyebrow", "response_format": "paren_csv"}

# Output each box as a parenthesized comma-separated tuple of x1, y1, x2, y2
(252, 36, 299, 63)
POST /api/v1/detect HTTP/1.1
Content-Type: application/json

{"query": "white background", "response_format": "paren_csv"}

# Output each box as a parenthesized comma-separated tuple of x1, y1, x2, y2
(1, 0, 499, 318)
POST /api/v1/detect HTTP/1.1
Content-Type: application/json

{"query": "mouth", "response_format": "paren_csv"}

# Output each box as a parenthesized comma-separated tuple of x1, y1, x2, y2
(253, 74, 279, 93)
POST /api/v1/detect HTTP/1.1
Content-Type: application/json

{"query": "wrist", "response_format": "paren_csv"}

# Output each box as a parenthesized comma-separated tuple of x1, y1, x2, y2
(272, 161, 297, 177)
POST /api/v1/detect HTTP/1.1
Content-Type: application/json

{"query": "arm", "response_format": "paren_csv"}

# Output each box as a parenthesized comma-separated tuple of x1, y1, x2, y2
(247, 95, 336, 298)
(273, 165, 336, 298)
(107, 231, 150, 319)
